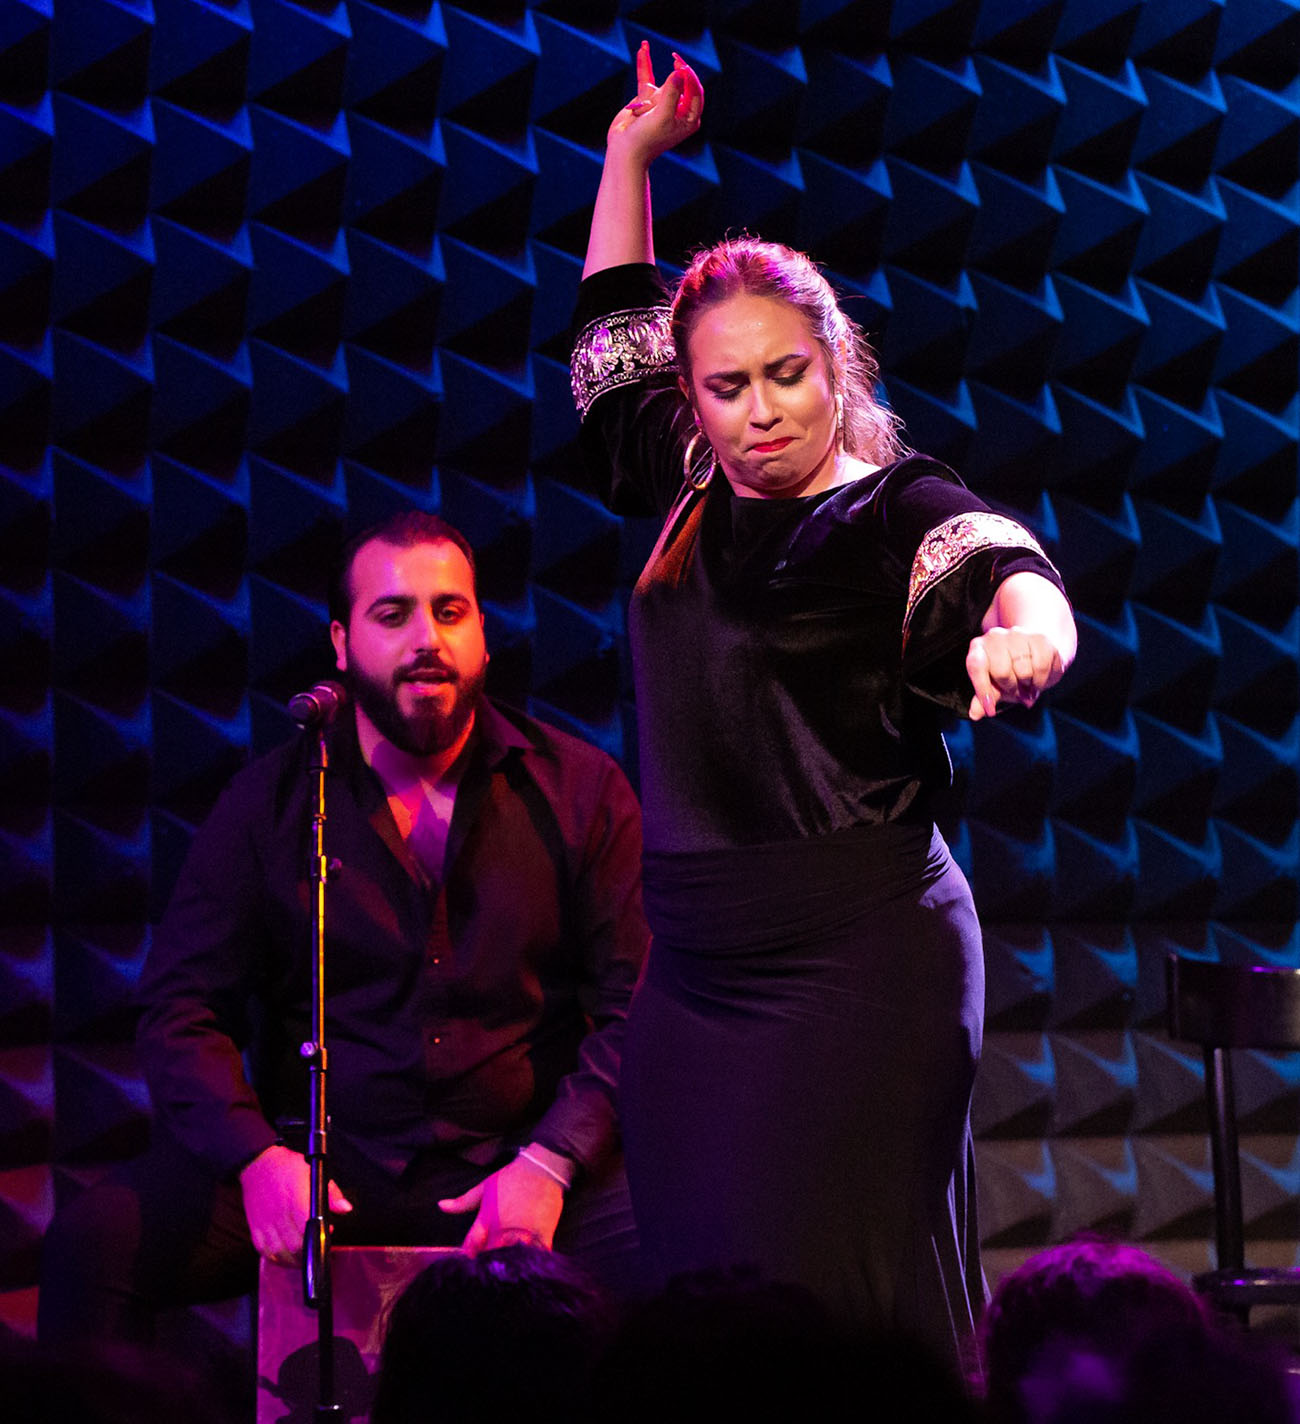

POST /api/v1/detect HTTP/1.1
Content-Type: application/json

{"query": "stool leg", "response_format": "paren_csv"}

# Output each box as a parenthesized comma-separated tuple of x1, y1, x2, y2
(1205, 1046, 1244, 1275)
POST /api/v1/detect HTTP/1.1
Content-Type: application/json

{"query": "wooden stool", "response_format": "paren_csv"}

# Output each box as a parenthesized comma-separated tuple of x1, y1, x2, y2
(256, 1246, 454, 1423)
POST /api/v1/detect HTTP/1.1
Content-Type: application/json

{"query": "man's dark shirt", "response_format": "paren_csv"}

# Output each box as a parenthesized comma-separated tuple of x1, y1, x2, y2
(137, 699, 648, 1181)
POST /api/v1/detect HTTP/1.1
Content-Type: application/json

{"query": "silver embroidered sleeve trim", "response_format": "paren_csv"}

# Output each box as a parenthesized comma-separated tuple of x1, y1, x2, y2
(571, 306, 676, 418)
(904, 512, 1054, 633)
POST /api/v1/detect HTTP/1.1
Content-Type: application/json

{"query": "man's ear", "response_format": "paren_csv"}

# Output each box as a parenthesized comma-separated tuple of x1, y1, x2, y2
(329, 620, 348, 672)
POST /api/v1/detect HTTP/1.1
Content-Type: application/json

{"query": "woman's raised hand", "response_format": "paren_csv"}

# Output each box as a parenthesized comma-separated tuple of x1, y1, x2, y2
(607, 41, 704, 166)
(582, 43, 703, 275)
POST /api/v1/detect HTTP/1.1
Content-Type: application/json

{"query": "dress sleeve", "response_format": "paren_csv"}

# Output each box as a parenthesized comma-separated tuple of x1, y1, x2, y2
(571, 263, 696, 518)
(879, 460, 1069, 715)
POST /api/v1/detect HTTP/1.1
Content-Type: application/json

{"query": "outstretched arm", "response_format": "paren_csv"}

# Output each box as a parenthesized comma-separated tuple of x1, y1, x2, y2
(967, 571, 1077, 720)
(582, 42, 704, 278)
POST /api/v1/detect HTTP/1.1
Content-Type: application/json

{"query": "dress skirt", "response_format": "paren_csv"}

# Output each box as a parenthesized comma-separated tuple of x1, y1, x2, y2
(620, 820, 987, 1378)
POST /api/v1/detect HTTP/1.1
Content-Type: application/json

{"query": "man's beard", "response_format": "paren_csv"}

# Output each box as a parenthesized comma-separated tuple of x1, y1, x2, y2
(346, 656, 486, 758)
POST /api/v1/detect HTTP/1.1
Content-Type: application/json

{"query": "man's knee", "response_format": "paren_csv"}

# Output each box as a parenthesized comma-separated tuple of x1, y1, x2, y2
(38, 1145, 255, 1344)
(38, 1177, 146, 1343)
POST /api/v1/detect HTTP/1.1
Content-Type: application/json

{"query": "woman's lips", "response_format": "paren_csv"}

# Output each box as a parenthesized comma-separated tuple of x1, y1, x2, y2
(750, 436, 794, 453)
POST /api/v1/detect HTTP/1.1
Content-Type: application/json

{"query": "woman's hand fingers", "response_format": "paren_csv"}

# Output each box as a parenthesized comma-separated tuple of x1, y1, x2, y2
(967, 629, 1063, 719)
(966, 640, 997, 720)
(650, 68, 701, 141)
(636, 38, 655, 96)
(671, 51, 704, 122)
(608, 51, 703, 158)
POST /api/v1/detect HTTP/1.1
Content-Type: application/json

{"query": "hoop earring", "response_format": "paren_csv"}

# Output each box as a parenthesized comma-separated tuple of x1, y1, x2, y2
(683, 429, 716, 490)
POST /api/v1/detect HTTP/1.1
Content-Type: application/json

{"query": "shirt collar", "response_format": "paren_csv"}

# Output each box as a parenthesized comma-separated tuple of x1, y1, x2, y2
(472, 697, 533, 770)
(332, 695, 530, 803)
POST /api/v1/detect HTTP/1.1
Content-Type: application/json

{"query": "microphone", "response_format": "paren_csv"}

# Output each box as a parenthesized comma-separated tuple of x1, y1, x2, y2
(287, 680, 348, 728)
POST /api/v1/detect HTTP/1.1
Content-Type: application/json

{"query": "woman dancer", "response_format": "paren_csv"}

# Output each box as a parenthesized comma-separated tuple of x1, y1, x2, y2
(571, 47, 1076, 1376)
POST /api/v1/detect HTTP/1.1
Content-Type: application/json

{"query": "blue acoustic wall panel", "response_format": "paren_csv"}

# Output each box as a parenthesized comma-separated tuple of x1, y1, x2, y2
(0, 0, 1297, 1349)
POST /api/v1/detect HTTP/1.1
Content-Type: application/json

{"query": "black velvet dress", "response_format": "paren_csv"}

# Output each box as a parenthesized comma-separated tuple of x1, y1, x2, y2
(572, 265, 1067, 1378)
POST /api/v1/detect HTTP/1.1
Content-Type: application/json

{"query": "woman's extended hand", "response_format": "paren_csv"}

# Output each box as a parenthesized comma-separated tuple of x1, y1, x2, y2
(606, 41, 704, 166)
(966, 626, 1066, 720)
(967, 570, 1076, 719)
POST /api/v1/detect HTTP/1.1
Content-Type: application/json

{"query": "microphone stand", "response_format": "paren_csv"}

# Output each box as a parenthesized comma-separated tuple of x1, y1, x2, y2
(302, 723, 342, 1420)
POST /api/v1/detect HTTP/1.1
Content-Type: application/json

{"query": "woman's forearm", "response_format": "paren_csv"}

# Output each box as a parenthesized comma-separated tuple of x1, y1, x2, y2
(583, 154, 654, 278)
(983, 571, 1077, 666)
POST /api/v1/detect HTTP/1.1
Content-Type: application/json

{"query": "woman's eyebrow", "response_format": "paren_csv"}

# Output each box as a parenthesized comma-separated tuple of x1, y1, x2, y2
(703, 352, 810, 383)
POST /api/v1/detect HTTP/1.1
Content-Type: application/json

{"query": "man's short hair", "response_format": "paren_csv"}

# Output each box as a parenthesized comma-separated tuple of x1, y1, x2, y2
(328, 511, 478, 625)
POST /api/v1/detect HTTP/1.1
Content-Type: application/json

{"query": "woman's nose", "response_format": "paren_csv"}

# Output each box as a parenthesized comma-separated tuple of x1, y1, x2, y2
(749, 383, 778, 426)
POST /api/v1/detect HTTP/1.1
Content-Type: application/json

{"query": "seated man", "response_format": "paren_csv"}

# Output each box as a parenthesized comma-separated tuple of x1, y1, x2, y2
(39, 511, 649, 1344)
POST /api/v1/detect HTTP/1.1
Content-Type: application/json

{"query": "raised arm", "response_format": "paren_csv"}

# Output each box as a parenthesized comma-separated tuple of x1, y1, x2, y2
(582, 43, 704, 278)
(967, 571, 1077, 721)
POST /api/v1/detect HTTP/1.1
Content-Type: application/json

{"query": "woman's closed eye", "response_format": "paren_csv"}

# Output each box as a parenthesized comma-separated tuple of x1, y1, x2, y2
(707, 367, 807, 402)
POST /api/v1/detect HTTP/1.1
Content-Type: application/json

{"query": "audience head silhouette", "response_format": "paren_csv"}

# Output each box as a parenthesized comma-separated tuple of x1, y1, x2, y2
(370, 1245, 610, 1424)
(982, 1237, 1292, 1424)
